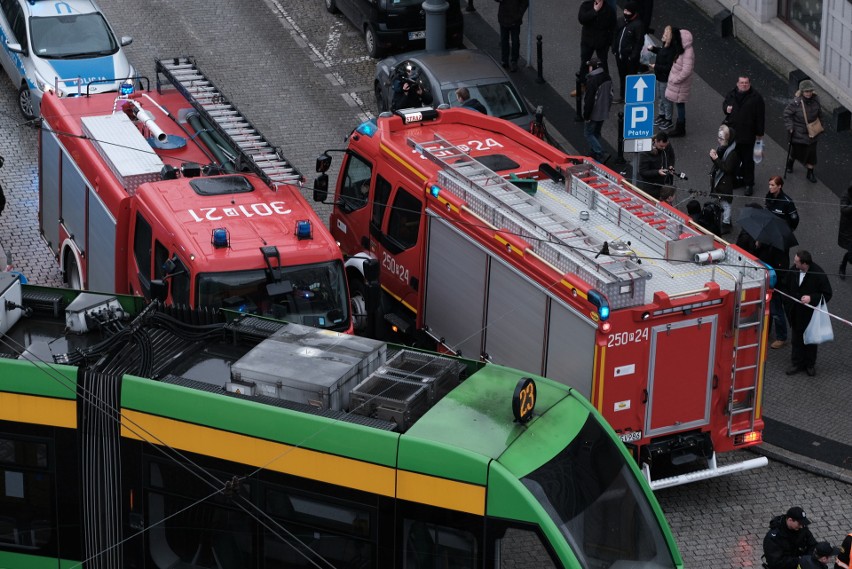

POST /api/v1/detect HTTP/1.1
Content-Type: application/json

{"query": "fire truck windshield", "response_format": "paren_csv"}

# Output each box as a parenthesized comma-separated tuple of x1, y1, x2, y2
(197, 260, 350, 330)
(522, 415, 677, 569)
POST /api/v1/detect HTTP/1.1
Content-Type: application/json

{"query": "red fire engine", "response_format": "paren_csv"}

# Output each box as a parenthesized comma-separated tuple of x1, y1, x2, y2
(38, 56, 352, 332)
(314, 106, 771, 487)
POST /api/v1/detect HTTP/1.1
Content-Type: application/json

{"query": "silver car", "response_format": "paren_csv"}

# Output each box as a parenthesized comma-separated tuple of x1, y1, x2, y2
(0, 0, 135, 119)
(374, 48, 532, 128)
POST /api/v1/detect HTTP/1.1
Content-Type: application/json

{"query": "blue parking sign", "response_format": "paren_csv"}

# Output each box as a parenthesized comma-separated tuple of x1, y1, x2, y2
(624, 74, 655, 140)
(624, 103, 655, 139)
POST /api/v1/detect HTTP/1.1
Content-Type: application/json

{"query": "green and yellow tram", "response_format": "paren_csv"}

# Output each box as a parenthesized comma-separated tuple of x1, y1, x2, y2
(0, 275, 682, 568)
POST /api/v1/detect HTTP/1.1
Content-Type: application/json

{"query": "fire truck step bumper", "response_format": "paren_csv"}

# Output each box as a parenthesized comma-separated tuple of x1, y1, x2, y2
(643, 453, 768, 490)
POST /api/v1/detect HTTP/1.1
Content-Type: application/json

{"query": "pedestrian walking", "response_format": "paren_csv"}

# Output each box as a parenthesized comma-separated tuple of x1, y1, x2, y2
(722, 75, 765, 196)
(455, 87, 487, 114)
(799, 542, 841, 569)
(782, 249, 832, 377)
(582, 55, 613, 162)
(783, 79, 823, 183)
(648, 25, 674, 130)
(835, 531, 851, 569)
(709, 124, 738, 235)
(637, 131, 675, 199)
(839, 185, 852, 280)
(664, 27, 694, 138)
(495, 0, 529, 72)
(611, 1, 644, 103)
(576, 0, 616, 92)
(763, 506, 818, 569)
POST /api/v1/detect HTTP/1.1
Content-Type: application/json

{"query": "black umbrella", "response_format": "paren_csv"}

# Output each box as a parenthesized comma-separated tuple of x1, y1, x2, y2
(737, 206, 798, 251)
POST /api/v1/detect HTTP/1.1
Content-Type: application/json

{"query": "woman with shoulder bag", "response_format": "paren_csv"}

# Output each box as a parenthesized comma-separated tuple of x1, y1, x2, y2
(782, 79, 823, 183)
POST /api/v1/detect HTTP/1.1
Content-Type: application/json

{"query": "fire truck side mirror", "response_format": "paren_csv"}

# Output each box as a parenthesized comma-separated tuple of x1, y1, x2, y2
(363, 257, 380, 285)
(150, 279, 169, 302)
(313, 174, 329, 202)
(316, 153, 333, 173)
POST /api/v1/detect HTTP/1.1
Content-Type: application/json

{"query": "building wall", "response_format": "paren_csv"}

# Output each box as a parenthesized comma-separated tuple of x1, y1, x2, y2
(821, 0, 852, 95)
(707, 0, 852, 114)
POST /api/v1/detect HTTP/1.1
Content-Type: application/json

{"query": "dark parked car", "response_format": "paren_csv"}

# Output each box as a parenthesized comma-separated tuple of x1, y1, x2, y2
(326, 0, 463, 58)
(374, 49, 533, 128)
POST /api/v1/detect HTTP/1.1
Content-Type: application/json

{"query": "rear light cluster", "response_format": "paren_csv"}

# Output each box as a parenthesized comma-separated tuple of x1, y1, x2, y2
(734, 431, 762, 445)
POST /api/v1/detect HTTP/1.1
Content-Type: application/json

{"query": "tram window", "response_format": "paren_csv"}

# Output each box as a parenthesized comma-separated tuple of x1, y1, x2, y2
(403, 519, 477, 569)
(264, 487, 375, 568)
(0, 436, 53, 549)
(521, 416, 676, 568)
(147, 462, 253, 569)
(266, 487, 371, 537)
(488, 523, 558, 568)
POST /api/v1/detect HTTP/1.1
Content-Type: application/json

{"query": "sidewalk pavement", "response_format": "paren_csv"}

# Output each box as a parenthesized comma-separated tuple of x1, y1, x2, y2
(462, 0, 852, 483)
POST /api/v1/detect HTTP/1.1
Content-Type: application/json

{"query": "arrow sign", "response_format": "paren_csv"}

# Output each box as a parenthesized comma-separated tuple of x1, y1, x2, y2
(626, 74, 655, 104)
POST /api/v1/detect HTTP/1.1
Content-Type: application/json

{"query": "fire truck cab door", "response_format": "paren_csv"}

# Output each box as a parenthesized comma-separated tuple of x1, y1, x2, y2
(369, 175, 423, 313)
(645, 316, 717, 437)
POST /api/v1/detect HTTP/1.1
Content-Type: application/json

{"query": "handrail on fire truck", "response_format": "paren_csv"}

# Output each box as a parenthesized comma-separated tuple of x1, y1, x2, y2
(154, 56, 302, 189)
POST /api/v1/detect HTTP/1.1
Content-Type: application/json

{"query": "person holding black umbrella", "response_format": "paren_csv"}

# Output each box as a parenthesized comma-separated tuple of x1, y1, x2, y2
(737, 200, 795, 349)
(766, 175, 799, 231)
(781, 250, 832, 377)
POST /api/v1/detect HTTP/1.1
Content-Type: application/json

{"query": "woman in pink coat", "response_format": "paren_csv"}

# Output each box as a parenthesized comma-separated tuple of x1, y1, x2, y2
(664, 28, 694, 138)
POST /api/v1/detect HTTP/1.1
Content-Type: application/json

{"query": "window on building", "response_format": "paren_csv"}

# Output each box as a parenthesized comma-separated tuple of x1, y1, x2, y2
(778, 0, 822, 47)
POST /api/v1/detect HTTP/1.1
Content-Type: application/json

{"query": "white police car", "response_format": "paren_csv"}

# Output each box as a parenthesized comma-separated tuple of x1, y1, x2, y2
(0, 0, 135, 119)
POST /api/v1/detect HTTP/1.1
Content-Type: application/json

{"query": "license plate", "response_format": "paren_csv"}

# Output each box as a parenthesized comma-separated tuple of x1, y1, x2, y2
(408, 30, 426, 40)
(620, 430, 642, 443)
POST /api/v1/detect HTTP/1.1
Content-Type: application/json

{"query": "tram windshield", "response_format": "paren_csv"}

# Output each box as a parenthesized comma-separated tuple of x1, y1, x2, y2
(522, 416, 676, 569)
(197, 260, 350, 331)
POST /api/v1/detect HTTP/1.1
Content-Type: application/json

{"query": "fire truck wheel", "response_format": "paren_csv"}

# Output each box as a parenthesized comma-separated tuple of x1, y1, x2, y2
(348, 275, 368, 333)
(375, 82, 387, 113)
(325, 0, 338, 14)
(18, 84, 35, 120)
(365, 26, 380, 59)
(64, 252, 83, 290)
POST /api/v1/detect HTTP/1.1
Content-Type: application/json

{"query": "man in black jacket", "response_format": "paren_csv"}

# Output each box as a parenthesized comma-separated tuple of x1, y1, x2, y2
(611, 1, 644, 103)
(722, 75, 765, 196)
(763, 506, 818, 569)
(782, 250, 833, 377)
(577, 0, 616, 84)
(637, 132, 675, 199)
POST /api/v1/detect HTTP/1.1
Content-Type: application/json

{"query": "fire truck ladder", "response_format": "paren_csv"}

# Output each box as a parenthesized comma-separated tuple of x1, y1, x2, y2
(408, 135, 647, 291)
(154, 56, 302, 188)
(727, 271, 767, 436)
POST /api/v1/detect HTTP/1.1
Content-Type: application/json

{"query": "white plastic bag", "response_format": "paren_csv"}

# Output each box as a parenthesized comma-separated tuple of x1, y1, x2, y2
(753, 139, 764, 164)
(803, 298, 833, 345)
(640, 34, 660, 67)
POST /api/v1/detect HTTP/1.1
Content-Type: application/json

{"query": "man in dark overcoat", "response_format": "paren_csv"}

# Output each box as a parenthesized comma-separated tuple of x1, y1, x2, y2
(577, 0, 616, 83)
(782, 249, 832, 377)
(722, 75, 765, 196)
